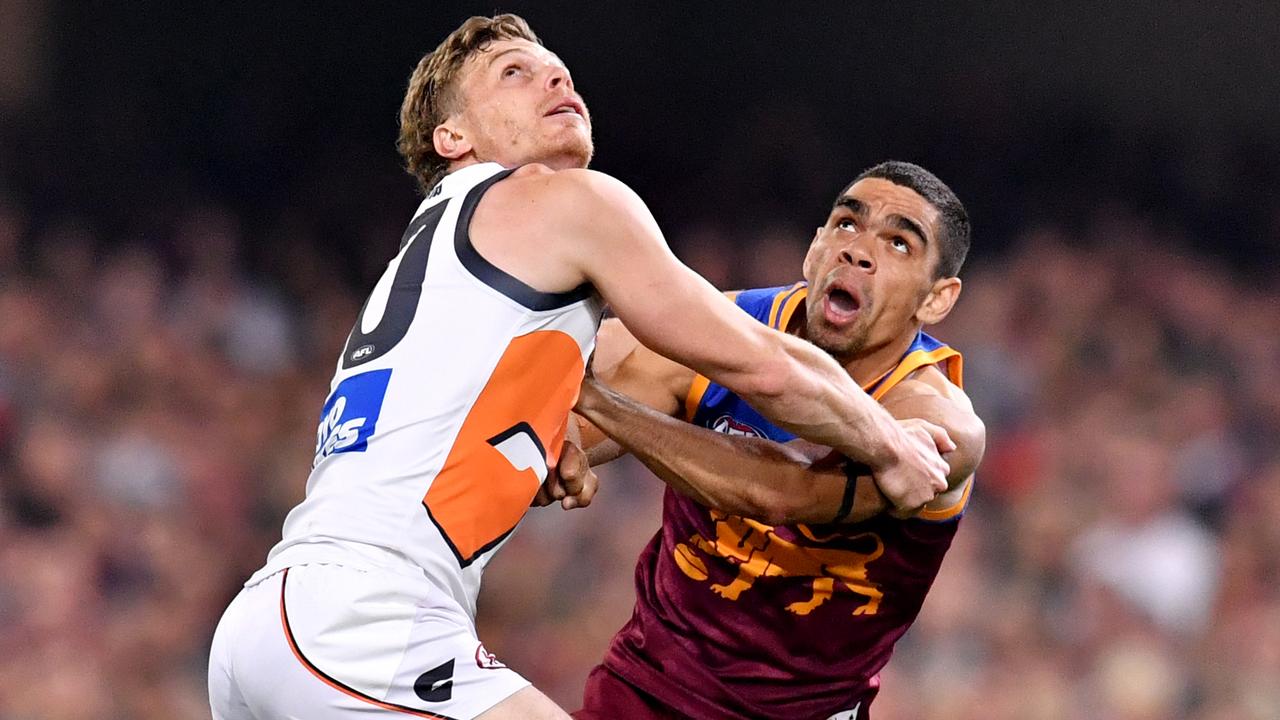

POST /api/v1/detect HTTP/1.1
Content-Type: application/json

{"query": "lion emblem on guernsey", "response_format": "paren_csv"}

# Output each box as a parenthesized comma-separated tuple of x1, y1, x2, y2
(673, 510, 884, 616)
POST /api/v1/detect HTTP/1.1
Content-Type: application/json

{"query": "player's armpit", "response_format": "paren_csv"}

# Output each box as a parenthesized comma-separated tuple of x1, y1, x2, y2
(576, 318, 695, 466)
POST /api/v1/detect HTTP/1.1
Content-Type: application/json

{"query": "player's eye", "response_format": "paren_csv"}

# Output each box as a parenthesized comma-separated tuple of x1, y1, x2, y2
(890, 237, 910, 254)
(501, 64, 523, 78)
(837, 218, 857, 232)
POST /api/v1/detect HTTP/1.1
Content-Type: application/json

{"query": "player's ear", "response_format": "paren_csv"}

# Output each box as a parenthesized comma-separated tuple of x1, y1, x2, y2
(801, 231, 821, 280)
(916, 276, 961, 325)
(432, 120, 472, 161)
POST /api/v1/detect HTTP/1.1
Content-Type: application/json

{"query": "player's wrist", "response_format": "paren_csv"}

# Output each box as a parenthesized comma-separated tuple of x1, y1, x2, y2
(860, 418, 909, 473)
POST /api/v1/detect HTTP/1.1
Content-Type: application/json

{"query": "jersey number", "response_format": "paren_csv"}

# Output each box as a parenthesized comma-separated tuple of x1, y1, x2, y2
(341, 201, 448, 369)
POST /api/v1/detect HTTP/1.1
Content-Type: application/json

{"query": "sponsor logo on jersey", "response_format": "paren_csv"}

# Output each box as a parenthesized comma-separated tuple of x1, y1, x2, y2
(474, 642, 507, 670)
(710, 414, 764, 438)
(314, 369, 393, 465)
(350, 344, 375, 362)
(413, 659, 454, 702)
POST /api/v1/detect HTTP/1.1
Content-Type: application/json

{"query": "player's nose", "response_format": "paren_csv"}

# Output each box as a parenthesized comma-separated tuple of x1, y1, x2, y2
(545, 65, 572, 92)
(838, 238, 875, 273)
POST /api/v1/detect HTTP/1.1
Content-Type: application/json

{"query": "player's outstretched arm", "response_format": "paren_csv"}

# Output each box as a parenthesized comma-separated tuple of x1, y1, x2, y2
(577, 373, 984, 523)
(540, 170, 951, 512)
(576, 375, 890, 525)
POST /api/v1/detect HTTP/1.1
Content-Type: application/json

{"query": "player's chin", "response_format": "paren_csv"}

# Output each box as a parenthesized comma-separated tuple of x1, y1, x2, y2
(811, 326, 862, 358)
(555, 134, 593, 168)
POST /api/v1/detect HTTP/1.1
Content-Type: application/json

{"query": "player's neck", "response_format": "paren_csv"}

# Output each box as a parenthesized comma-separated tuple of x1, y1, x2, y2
(840, 331, 920, 389)
(789, 312, 920, 389)
(448, 152, 586, 175)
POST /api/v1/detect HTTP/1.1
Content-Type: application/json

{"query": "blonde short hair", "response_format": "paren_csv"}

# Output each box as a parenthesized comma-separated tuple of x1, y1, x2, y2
(397, 14, 541, 194)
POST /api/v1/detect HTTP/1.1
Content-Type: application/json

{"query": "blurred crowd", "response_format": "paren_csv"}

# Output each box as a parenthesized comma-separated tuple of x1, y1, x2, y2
(0, 194, 1278, 720)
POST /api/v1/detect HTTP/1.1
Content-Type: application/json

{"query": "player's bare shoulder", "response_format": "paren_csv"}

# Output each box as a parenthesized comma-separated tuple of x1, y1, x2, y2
(481, 164, 632, 213)
(475, 164, 638, 238)
(465, 164, 630, 296)
(881, 365, 985, 480)
(893, 364, 976, 413)
(470, 164, 665, 299)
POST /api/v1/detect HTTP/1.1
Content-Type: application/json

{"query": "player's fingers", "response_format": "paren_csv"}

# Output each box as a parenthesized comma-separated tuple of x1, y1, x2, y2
(572, 466, 599, 508)
(555, 442, 597, 510)
(557, 442, 590, 496)
(530, 481, 556, 507)
(926, 453, 950, 494)
(903, 418, 956, 455)
(925, 422, 957, 454)
(560, 472, 597, 510)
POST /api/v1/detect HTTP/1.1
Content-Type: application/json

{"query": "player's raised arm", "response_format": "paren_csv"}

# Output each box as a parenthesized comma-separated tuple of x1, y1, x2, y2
(538, 170, 949, 511)
(575, 364, 984, 524)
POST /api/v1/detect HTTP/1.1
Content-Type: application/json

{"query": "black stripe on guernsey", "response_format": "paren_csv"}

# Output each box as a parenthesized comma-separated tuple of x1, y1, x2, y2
(423, 503, 521, 570)
(278, 569, 459, 719)
(454, 168, 594, 311)
(341, 200, 449, 369)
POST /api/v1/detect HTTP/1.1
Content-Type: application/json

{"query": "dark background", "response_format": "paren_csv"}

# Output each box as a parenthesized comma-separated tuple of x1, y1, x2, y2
(5, 1, 1280, 281)
(1, 3, 1278, 719)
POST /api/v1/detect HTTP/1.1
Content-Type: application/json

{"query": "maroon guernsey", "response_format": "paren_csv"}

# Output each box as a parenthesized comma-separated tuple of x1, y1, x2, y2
(600, 284, 972, 720)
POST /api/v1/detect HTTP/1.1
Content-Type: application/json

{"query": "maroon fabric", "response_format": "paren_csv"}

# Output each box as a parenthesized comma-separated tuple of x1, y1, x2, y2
(573, 664, 682, 720)
(600, 488, 954, 720)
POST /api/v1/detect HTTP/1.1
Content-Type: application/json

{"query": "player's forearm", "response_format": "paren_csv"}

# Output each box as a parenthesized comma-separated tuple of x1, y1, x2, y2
(736, 335, 908, 472)
(577, 379, 760, 511)
(572, 412, 627, 466)
(576, 379, 889, 525)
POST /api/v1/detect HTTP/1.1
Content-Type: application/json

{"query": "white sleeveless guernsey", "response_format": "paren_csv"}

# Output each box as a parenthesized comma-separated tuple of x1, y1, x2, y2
(249, 162, 603, 618)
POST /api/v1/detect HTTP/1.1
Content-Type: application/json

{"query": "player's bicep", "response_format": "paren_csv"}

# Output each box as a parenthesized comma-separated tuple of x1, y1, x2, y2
(881, 381, 986, 485)
(555, 172, 777, 386)
(612, 271, 778, 391)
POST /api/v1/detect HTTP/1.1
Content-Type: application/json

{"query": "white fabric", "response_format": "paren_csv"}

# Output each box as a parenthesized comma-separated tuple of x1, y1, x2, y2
(249, 162, 602, 616)
(209, 562, 528, 720)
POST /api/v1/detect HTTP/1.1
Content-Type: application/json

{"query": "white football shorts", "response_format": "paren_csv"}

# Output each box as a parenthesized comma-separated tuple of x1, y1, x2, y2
(208, 561, 528, 720)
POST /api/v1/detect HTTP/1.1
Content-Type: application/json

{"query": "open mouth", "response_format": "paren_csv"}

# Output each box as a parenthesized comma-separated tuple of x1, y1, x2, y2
(822, 285, 862, 325)
(545, 99, 585, 118)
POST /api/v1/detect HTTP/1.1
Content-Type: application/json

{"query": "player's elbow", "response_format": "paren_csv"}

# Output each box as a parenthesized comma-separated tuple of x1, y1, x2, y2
(949, 414, 988, 484)
(736, 469, 818, 526)
(733, 485, 788, 526)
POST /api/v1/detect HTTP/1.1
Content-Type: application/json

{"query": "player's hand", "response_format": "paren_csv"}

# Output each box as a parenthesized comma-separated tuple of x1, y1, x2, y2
(873, 418, 954, 516)
(531, 439, 598, 510)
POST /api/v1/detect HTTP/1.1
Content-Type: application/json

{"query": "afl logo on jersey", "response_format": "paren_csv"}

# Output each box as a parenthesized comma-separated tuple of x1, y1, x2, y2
(314, 369, 393, 466)
(351, 344, 375, 362)
(711, 415, 764, 438)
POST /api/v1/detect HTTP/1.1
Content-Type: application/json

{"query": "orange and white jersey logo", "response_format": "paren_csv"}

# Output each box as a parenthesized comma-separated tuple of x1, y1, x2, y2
(253, 163, 602, 617)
